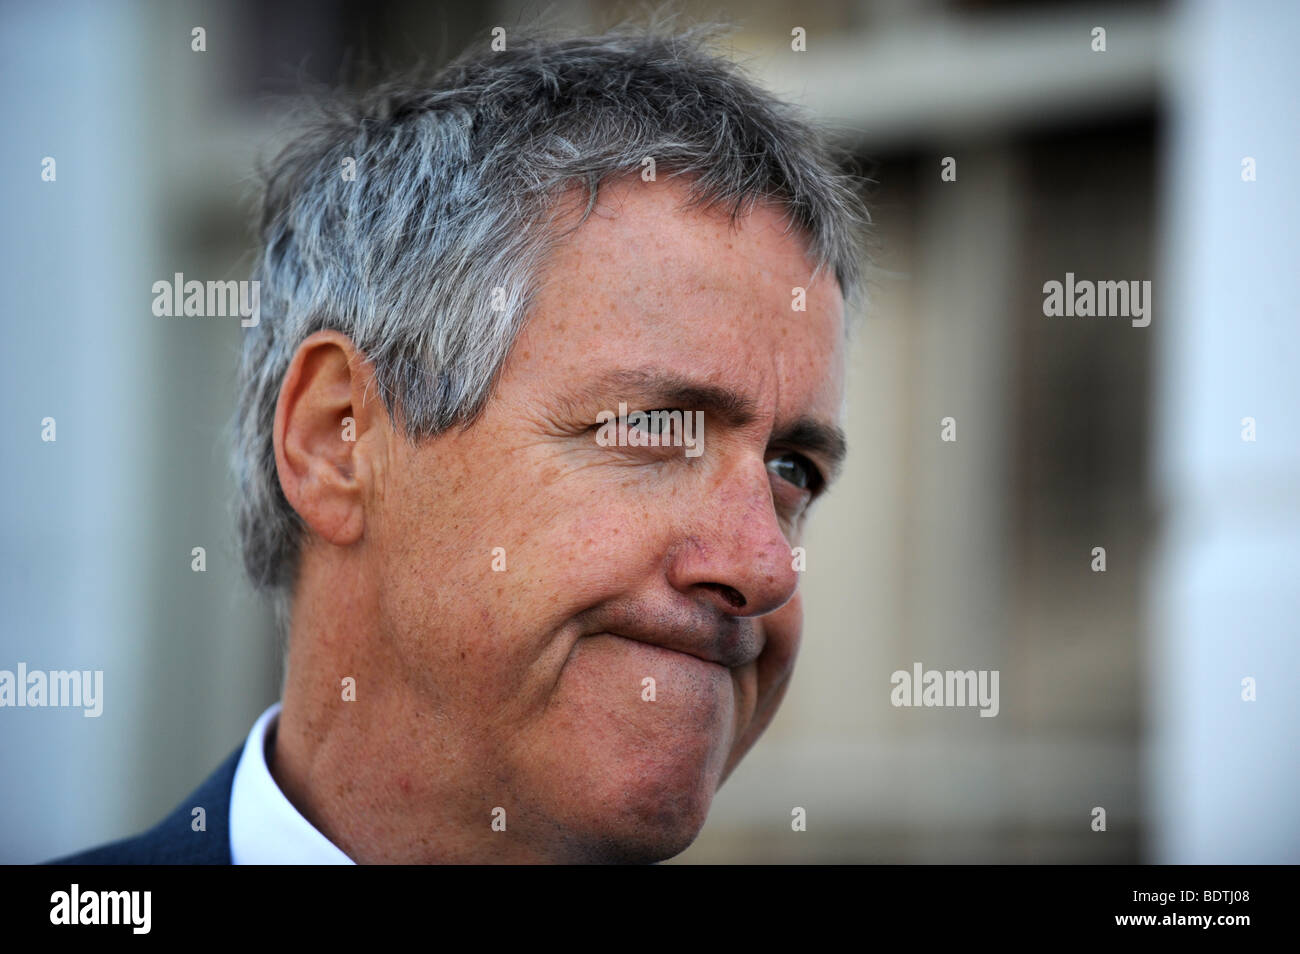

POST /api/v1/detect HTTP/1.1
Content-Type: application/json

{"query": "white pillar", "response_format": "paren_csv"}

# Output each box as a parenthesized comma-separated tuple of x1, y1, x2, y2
(0, 0, 156, 861)
(1148, 0, 1300, 863)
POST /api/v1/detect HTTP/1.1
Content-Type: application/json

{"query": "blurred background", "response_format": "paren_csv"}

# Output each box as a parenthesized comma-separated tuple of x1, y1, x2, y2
(2, 0, 1296, 864)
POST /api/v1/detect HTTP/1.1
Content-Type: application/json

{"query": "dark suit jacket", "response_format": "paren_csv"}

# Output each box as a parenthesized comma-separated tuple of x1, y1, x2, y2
(47, 747, 242, 865)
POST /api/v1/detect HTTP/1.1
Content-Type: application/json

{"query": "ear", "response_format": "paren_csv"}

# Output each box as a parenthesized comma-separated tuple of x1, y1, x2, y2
(273, 330, 387, 548)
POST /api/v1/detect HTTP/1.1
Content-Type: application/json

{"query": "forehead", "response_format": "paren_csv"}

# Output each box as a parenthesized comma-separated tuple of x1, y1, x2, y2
(507, 176, 846, 419)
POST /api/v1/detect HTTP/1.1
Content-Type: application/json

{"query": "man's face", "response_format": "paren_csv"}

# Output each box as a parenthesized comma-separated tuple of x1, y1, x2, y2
(365, 175, 845, 862)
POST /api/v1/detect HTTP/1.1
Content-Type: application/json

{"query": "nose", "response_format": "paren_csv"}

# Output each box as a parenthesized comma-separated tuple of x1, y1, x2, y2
(665, 456, 801, 619)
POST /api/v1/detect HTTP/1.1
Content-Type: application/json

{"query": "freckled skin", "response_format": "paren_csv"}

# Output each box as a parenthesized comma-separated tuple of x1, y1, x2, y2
(270, 174, 846, 863)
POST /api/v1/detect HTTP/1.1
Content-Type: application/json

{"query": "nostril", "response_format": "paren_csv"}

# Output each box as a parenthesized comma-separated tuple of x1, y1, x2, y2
(701, 582, 746, 610)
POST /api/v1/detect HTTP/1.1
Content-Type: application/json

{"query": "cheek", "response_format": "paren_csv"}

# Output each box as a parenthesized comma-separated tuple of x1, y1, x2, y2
(764, 596, 802, 671)
(715, 599, 802, 783)
(751, 595, 803, 718)
(374, 458, 673, 708)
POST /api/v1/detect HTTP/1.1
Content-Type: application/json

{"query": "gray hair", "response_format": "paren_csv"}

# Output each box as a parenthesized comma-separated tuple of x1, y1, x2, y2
(233, 22, 869, 634)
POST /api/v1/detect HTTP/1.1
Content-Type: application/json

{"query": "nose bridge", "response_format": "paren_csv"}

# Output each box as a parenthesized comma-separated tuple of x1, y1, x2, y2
(671, 450, 800, 619)
(721, 454, 793, 557)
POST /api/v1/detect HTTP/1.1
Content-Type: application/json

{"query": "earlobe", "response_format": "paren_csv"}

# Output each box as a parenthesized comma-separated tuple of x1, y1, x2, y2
(273, 331, 383, 548)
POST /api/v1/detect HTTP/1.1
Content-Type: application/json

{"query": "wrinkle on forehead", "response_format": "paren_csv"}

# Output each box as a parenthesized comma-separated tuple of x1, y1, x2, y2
(502, 176, 846, 425)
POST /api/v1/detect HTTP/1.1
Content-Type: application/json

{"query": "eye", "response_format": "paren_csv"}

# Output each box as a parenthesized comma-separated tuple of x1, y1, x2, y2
(767, 453, 823, 493)
(587, 410, 682, 434)
(626, 409, 681, 436)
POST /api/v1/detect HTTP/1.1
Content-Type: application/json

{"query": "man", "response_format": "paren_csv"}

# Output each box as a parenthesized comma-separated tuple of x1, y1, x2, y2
(53, 23, 866, 864)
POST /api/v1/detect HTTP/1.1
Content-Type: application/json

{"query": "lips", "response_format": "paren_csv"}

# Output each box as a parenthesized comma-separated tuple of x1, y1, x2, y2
(585, 602, 763, 670)
(601, 632, 732, 675)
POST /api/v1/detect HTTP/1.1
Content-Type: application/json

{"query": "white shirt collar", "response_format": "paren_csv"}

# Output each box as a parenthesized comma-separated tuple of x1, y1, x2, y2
(229, 702, 355, 864)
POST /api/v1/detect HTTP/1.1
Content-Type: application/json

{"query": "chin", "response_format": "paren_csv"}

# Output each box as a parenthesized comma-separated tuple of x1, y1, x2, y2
(529, 642, 739, 861)
(561, 741, 726, 864)
(575, 784, 716, 864)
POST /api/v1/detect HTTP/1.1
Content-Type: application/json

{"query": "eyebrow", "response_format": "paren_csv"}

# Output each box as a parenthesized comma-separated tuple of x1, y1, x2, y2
(566, 367, 849, 481)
